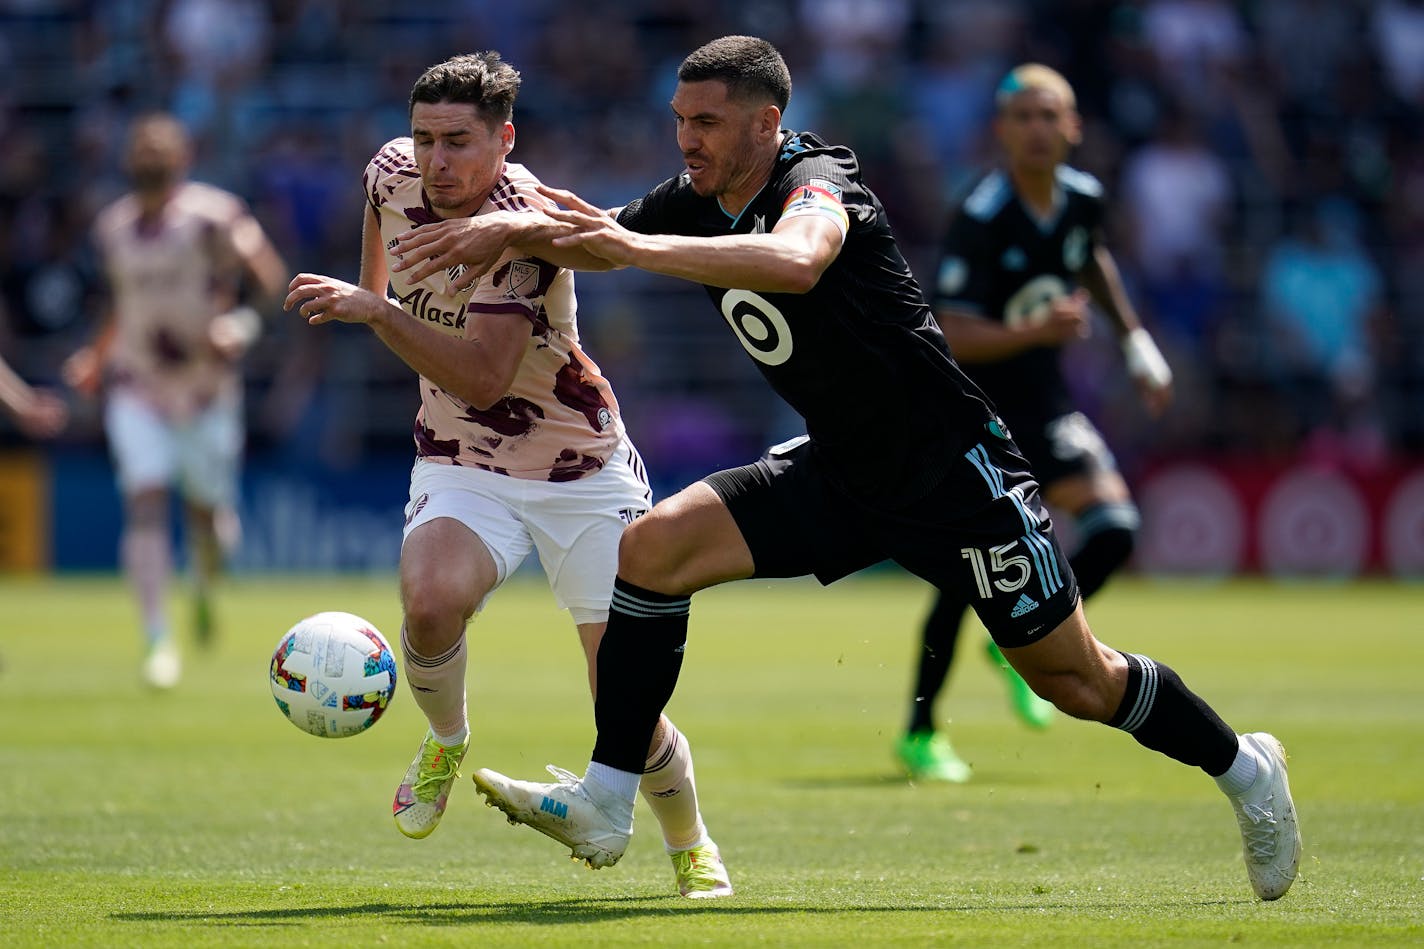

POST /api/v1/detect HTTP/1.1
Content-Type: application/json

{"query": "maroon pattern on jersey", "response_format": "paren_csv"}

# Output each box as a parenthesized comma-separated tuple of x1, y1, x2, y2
(414, 418, 462, 463)
(457, 395, 547, 439)
(549, 449, 605, 483)
(553, 353, 613, 432)
(151, 327, 191, 366)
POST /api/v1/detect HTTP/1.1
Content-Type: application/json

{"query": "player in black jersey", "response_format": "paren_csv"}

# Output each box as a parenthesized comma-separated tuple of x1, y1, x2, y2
(387, 36, 1298, 901)
(895, 64, 1176, 784)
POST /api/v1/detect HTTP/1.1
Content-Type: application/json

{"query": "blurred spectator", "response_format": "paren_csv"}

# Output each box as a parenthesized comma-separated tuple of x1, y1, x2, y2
(1371, 0, 1424, 105)
(1260, 197, 1387, 455)
(1118, 103, 1233, 347)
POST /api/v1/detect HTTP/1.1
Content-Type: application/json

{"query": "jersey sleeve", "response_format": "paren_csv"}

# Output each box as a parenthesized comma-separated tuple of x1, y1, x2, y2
(932, 208, 994, 316)
(778, 151, 859, 240)
(616, 176, 680, 234)
(363, 138, 414, 214)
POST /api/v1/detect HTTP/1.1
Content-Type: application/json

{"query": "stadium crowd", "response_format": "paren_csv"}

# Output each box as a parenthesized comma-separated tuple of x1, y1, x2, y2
(2, 0, 1422, 488)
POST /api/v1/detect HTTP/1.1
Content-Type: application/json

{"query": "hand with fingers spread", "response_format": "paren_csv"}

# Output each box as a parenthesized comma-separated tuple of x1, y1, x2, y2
(284, 273, 398, 327)
(390, 209, 587, 291)
(535, 185, 635, 266)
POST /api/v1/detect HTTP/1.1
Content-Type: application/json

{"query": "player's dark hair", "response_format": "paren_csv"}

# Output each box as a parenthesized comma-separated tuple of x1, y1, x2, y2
(678, 35, 791, 111)
(409, 51, 521, 124)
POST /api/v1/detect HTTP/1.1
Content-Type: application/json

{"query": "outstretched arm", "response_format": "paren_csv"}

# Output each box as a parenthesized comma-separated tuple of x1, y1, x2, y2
(0, 353, 66, 438)
(536, 185, 842, 294)
(389, 210, 615, 292)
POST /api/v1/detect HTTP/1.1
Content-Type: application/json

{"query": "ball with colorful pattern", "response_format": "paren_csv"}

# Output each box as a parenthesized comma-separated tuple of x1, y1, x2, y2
(269, 611, 397, 738)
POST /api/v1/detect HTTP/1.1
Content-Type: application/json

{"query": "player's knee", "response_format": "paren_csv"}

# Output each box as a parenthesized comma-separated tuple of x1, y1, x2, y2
(1071, 503, 1140, 598)
(124, 489, 169, 529)
(399, 572, 476, 645)
(616, 512, 684, 589)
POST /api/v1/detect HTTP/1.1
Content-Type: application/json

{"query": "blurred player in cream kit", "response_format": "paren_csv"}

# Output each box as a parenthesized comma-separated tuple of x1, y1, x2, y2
(894, 63, 1177, 782)
(64, 112, 288, 688)
(284, 52, 731, 898)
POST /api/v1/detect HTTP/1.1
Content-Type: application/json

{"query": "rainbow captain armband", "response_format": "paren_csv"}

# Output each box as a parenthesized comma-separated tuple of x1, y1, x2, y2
(780, 180, 849, 238)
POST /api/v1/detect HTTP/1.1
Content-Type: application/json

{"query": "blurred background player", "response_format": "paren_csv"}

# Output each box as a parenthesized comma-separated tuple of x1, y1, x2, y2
(63, 112, 288, 689)
(283, 52, 730, 899)
(0, 352, 67, 439)
(896, 64, 1174, 782)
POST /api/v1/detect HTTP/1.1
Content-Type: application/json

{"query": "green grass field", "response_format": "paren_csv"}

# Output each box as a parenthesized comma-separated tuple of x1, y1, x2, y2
(2, 572, 1421, 947)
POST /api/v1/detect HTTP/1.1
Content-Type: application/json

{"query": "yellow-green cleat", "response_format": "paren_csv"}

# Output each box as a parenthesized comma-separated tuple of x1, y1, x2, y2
(985, 638, 1055, 730)
(393, 731, 469, 839)
(895, 729, 972, 783)
(671, 841, 733, 898)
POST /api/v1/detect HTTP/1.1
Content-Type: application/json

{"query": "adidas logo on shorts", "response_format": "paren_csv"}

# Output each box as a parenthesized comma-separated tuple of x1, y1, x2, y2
(1010, 593, 1039, 618)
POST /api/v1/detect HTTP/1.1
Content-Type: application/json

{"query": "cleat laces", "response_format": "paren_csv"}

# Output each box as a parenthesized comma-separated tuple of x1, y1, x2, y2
(1237, 800, 1278, 861)
(413, 741, 462, 800)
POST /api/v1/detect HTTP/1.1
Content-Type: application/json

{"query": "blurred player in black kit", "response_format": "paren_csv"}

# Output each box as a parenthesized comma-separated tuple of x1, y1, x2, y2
(896, 63, 1175, 783)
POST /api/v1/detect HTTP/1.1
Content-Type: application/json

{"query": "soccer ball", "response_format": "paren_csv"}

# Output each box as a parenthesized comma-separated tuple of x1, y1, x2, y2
(269, 611, 398, 738)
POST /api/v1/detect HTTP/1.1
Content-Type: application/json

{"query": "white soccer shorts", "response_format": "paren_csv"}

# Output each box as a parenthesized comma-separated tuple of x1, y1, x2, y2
(401, 440, 651, 623)
(104, 387, 242, 507)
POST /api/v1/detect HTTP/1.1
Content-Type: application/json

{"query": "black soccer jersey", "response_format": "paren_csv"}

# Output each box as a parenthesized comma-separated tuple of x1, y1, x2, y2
(617, 130, 1001, 503)
(931, 166, 1106, 419)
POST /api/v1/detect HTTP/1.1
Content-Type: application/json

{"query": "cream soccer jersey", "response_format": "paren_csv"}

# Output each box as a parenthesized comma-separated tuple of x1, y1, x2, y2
(364, 139, 624, 482)
(92, 181, 258, 418)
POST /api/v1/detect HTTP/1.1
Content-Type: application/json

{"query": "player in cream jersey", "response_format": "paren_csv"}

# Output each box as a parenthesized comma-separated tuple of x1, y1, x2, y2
(65, 112, 288, 689)
(365, 141, 623, 481)
(285, 52, 731, 899)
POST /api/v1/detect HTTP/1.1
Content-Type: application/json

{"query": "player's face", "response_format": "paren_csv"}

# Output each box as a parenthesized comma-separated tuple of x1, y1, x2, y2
(125, 121, 189, 194)
(670, 80, 777, 202)
(411, 101, 514, 219)
(995, 88, 1081, 174)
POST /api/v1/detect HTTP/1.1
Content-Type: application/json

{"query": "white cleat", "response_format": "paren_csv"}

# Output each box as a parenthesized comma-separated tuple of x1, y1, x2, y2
(471, 765, 631, 869)
(1227, 732, 1301, 900)
(142, 640, 181, 690)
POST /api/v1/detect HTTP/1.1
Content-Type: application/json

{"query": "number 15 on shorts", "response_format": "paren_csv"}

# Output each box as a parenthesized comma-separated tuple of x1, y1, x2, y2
(961, 543, 1031, 598)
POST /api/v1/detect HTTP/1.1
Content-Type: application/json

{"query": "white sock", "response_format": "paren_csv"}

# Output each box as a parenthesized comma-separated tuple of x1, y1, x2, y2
(432, 724, 469, 747)
(640, 718, 709, 852)
(585, 760, 641, 804)
(1214, 737, 1261, 796)
(400, 625, 469, 741)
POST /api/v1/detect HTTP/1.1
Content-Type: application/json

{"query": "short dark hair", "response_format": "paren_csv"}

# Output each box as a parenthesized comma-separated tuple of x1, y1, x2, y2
(677, 35, 791, 111)
(409, 52, 521, 124)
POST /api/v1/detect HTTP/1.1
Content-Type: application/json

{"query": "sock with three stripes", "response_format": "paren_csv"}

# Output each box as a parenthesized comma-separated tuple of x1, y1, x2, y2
(1107, 651, 1239, 776)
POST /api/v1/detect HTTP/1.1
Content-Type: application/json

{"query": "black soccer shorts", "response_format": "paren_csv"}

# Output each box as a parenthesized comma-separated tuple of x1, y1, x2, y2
(703, 434, 1080, 648)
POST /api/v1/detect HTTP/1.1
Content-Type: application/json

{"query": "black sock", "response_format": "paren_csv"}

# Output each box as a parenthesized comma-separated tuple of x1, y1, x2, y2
(907, 590, 965, 733)
(591, 577, 690, 773)
(1069, 503, 1138, 599)
(1107, 652, 1238, 776)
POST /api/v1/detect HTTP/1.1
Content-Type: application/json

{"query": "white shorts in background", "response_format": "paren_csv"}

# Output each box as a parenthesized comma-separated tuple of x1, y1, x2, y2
(402, 440, 652, 623)
(104, 388, 242, 507)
